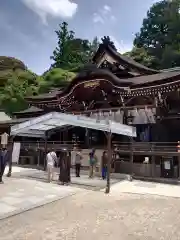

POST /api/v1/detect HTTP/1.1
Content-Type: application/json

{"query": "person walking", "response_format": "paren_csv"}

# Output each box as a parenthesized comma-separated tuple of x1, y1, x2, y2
(46, 149, 57, 183)
(89, 149, 97, 178)
(0, 147, 11, 184)
(75, 150, 82, 177)
(101, 151, 108, 180)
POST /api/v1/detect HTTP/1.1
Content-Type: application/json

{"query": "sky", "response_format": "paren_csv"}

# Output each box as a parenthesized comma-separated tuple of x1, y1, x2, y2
(0, 0, 159, 75)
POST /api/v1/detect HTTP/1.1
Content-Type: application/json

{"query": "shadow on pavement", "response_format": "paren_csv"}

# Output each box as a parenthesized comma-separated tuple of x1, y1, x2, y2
(8, 170, 123, 191)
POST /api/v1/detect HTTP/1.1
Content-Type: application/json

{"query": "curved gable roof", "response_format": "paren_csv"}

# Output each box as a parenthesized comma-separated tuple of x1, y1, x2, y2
(93, 43, 160, 75)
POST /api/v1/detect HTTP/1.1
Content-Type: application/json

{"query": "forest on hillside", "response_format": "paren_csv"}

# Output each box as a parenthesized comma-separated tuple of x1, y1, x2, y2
(1, 0, 180, 115)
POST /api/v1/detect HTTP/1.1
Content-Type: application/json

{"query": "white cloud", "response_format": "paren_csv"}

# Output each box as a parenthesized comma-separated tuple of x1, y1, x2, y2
(93, 5, 116, 24)
(93, 13, 104, 24)
(109, 36, 133, 53)
(110, 15, 116, 22)
(102, 5, 111, 14)
(21, 0, 78, 25)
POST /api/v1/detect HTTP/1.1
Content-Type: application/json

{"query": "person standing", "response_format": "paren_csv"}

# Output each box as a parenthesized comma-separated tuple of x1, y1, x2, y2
(1, 132, 9, 148)
(89, 149, 97, 178)
(0, 147, 11, 184)
(46, 149, 57, 183)
(59, 152, 71, 185)
(75, 150, 82, 177)
(101, 151, 108, 180)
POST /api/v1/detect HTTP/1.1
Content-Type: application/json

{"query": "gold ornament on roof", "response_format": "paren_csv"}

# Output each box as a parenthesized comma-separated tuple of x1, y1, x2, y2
(84, 80, 100, 88)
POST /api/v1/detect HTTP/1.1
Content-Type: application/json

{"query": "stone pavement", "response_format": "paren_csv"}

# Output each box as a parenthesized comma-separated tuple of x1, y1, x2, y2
(0, 176, 81, 220)
(2, 165, 180, 224)
(1, 189, 180, 239)
(0, 166, 120, 220)
(4, 166, 36, 175)
(28, 171, 119, 189)
(109, 179, 180, 198)
(5, 166, 180, 198)
(9, 166, 119, 189)
(2, 167, 180, 239)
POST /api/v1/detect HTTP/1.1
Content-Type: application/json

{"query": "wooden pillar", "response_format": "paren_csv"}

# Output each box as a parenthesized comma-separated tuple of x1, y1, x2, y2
(151, 144, 155, 178)
(37, 142, 40, 168)
(105, 132, 112, 194)
(37, 151, 40, 168)
(151, 156, 156, 177)
(59, 131, 61, 143)
(178, 154, 180, 179)
(63, 129, 68, 143)
(85, 128, 90, 148)
(63, 131, 65, 142)
(130, 139, 133, 181)
(44, 133, 47, 171)
(89, 131, 92, 148)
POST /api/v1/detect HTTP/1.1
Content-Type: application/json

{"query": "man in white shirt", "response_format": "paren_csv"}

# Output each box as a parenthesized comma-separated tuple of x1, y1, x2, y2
(1, 132, 9, 147)
(46, 150, 57, 183)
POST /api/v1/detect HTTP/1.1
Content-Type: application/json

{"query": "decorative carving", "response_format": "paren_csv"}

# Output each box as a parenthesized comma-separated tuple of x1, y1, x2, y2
(99, 60, 111, 69)
(84, 81, 100, 88)
(121, 96, 125, 105)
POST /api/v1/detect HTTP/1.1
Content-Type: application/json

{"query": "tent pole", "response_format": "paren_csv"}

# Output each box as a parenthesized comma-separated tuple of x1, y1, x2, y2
(44, 133, 47, 171)
(105, 131, 112, 194)
(7, 136, 14, 177)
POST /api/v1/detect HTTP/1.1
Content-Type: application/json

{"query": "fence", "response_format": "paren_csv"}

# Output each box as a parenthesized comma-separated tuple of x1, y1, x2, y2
(9, 140, 180, 179)
(8, 141, 180, 153)
(113, 142, 180, 155)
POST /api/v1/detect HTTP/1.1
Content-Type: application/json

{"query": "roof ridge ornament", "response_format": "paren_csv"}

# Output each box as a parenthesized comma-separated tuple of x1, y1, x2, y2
(127, 88, 131, 94)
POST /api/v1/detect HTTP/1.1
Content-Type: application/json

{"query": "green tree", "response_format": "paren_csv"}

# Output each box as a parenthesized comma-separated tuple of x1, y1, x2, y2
(134, 0, 180, 69)
(0, 70, 39, 114)
(50, 22, 94, 70)
(50, 22, 75, 69)
(68, 38, 91, 66)
(124, 47, 157, 69)
(90, 37, 100, 56)
(39, 68, 76, 93)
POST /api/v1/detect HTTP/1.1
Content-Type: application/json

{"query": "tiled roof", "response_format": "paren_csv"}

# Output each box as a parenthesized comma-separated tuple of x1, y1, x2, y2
(13, 106, 43, 114)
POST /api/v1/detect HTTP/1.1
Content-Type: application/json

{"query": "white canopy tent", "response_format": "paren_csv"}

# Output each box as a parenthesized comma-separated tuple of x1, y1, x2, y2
(10, 112, 136, 138)
(10, 111, 136, 194)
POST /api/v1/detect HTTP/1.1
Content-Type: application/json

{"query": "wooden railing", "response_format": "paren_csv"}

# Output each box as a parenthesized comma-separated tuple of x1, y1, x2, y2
(19, 141, 82, 151)
(8, 141, 180, 154)
(112, 142, 179, 154)
(72, 104, 154, 115)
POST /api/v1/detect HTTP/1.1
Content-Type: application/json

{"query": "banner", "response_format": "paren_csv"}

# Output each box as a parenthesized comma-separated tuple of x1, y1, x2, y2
(12, 142, 21, 164)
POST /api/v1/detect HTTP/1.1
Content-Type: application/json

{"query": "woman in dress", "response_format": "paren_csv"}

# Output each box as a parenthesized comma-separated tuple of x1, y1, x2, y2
(59, 151, 71, 185)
